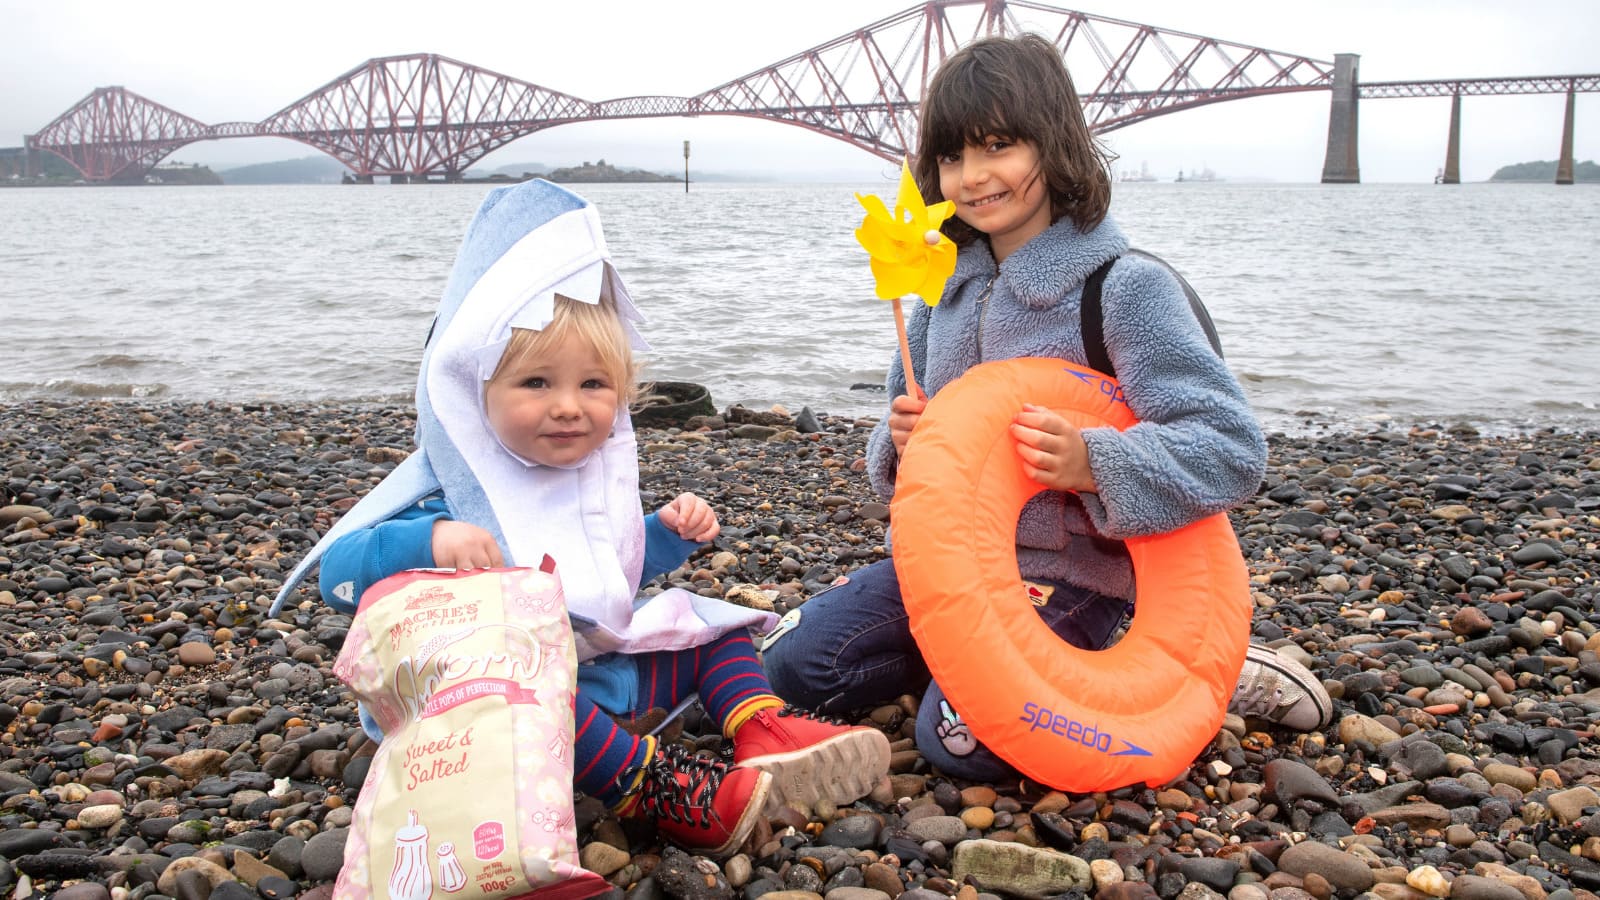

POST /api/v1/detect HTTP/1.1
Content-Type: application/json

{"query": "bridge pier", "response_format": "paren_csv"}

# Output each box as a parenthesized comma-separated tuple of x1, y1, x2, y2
(1441, 93, 1461, 184)
(1557, 87, 1576, 185)
(1320, 54, 1361, 183)
(22, 137, 40, 179)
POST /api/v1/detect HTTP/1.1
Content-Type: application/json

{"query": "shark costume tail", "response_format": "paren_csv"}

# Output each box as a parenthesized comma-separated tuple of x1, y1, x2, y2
(270, 180, 774, 658)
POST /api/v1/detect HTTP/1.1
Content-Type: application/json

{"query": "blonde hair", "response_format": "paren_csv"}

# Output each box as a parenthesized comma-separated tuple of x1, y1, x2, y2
(490, 294, 639, 405)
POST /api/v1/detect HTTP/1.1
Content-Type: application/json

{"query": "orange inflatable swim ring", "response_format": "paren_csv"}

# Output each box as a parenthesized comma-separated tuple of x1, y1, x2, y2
(891, 358, 1251, 792)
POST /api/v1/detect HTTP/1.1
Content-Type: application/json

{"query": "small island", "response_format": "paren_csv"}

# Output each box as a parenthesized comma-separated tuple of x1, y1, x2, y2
(1490, 159, 1599, 182)
(142, 163, 223, 186)
(542, 159, 681, 184)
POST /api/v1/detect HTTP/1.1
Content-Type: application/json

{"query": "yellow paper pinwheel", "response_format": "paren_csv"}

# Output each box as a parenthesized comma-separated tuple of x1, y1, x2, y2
(855, 161, 958, 304)
(853, 160, 956, 399)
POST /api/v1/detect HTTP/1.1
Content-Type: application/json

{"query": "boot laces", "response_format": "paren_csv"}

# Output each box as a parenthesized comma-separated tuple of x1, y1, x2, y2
(1233, 668, 1288, 720)
(637, 743, 726, 827)
(773, 703, 846, 726)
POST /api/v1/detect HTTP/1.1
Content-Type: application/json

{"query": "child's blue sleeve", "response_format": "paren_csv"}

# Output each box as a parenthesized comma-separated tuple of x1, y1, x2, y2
(641, 512, 702, 584)
(319, 501, 449, 613)
(1078, 257, 1267, 538)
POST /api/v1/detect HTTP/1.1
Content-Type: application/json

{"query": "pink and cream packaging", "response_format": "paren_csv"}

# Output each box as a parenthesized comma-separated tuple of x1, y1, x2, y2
(331, 565, 608, 900)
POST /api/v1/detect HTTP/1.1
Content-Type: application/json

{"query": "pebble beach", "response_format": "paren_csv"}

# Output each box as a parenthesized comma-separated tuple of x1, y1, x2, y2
(2, 398, 1598, 900)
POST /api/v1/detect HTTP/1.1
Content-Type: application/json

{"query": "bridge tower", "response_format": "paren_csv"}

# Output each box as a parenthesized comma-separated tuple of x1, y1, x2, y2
(1321, 54, 1361, 183)
(1557, 87, 1576, 185)
(1441, 93, 1462, 184)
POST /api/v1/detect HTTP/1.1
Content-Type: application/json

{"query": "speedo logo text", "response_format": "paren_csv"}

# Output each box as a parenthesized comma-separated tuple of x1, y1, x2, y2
(1019, 702, 1151, 757)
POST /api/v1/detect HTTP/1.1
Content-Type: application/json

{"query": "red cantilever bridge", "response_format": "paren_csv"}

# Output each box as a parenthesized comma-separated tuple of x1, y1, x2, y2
(25, 0, 1599, 185)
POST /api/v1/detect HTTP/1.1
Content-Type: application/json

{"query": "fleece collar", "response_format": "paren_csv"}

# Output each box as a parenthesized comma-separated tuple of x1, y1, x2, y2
(945, 215, 1129, 310)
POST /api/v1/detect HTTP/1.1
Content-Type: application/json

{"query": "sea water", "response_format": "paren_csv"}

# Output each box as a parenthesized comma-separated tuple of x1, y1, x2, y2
(2, 180, 1596, 435)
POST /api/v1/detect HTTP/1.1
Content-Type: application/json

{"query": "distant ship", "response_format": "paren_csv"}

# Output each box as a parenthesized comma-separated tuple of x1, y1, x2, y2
(1175, 166, 1222, 183)
(1119, 161, 1159, 183)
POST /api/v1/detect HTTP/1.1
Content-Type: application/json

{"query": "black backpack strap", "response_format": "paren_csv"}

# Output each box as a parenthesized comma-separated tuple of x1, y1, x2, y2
(1080, 258, 1118, 379)
(1080, 251, 1225, 381)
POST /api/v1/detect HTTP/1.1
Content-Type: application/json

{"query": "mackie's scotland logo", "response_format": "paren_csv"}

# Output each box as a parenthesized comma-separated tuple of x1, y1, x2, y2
(405, 586, 454, 610)
(1020, 702, 1151, 757)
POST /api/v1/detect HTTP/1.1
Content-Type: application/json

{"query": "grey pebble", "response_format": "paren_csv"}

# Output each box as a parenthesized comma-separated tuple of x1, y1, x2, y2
(299, 827, 349, 883)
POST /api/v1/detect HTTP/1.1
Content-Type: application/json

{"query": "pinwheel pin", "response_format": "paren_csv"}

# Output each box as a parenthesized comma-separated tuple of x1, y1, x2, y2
(854, 160, 957, 400)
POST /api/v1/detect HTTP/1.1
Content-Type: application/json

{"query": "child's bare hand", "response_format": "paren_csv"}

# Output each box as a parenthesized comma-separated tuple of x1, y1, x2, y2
(431, 520, 504, 570)
(658, 492, 720, 542)
(888, 392, 928, 457)
(1010, 404, 1096, 493)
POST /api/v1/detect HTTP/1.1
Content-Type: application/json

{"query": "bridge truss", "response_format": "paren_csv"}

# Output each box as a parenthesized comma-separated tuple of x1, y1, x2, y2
(29, 87, 215, 182)
(1358, 74, 1600, 99)
(27, 0, 1339, 182)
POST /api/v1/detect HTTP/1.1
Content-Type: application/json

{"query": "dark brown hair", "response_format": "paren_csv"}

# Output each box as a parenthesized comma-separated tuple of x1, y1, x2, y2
(914, 33, 1112, 244)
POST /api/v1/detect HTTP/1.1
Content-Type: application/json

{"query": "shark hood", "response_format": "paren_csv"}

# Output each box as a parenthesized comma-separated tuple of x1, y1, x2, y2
(271, 179, 774, 658)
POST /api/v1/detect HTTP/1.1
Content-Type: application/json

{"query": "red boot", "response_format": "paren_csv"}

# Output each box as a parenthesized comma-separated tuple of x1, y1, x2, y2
(626, 743, 770, 858)
(733, 705, 890, 816)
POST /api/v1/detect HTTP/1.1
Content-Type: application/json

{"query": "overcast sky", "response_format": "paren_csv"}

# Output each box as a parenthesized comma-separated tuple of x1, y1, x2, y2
(5, 0, 1596, 183)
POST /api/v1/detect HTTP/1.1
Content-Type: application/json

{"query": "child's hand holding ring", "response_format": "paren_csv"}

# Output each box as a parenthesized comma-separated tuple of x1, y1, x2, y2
(1010, 404, 1096, 493)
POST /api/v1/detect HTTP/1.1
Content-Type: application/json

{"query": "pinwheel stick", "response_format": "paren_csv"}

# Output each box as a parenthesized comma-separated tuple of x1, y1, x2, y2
(892, 295, 923, 401)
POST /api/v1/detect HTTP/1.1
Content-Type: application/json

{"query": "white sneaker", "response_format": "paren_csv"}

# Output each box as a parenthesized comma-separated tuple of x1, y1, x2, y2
(1228, 643, 1333, 731)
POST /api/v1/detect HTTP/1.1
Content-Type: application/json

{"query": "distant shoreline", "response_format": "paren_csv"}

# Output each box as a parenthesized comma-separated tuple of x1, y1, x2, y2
(2, 395, 1596, 441)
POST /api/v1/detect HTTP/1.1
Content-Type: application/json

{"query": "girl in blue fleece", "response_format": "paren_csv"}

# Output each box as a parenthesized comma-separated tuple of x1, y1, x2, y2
(764, 34, 1328, 782)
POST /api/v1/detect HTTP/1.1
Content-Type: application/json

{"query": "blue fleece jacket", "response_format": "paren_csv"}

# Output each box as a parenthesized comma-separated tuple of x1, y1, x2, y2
(866, 215, 1267, 600)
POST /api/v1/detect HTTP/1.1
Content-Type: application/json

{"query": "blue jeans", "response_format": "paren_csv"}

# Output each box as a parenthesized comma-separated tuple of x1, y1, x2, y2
(762, 557, 1128, 782)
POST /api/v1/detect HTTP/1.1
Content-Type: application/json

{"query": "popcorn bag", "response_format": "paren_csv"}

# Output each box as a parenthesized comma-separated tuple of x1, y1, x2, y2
(332, 565, 608, 900)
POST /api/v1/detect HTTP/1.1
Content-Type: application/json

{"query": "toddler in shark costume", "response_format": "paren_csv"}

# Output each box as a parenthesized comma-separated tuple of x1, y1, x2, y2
(271, 179, 889, 857)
